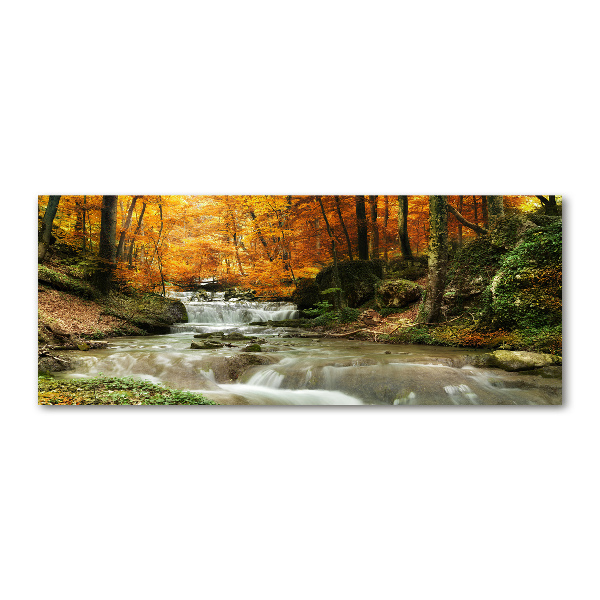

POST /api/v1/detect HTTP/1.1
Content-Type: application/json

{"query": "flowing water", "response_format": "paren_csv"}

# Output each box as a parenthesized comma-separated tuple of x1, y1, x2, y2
(55, 293, 562, 405)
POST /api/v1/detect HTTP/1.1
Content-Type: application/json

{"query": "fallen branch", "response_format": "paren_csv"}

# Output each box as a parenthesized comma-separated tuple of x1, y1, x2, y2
(327, 328, 367, 337)
(447, 204, 488, 235)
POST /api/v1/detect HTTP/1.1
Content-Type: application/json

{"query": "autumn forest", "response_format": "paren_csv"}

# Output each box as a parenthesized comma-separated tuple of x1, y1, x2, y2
(37, 194, 562, 406)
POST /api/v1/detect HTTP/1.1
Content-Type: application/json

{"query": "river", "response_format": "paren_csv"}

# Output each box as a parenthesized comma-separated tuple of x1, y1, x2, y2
(55, 292, 562, 405)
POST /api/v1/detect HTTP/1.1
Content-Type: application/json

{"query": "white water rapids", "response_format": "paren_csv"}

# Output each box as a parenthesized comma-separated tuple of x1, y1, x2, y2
(55, 293, 562, 405)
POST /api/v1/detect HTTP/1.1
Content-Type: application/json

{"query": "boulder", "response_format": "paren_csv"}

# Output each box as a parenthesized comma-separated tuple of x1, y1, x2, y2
(291, 278, 321, 310)
(316, 260, 385, 308)
(190, 341, 224, 349)
(375, 279, 423, 308)
(222, 332, 253, 341)
(488, 350, 561, 371)
(242, 344, 262, 352)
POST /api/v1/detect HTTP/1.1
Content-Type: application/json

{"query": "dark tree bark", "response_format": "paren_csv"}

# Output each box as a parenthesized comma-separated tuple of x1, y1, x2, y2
(116, 197, 138, 261)
(368, 195, 379, 259)
(457, 196, 463, 246)
(397, 195, 413, 259)
(423, 196, 448, 324)
(38, 196, 61, 262)
(482, 196, 489, 228)
(317, 196, 343, 308)
(355, 196, 369, 260)
(334, 195, 353, 260)
(487, 195, 504, 225)
(536, 195, 559, 215)
(473, 196, 479, 226)
(97, 195, 118, 294)
(383, 196, 389, 260)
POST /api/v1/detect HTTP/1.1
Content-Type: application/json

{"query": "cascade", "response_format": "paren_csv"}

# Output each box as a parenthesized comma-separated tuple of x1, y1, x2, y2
(169, 291, 299, 326)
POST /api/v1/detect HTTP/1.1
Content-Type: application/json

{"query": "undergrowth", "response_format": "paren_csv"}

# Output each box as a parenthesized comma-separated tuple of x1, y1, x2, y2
(38, 375, 217, 405)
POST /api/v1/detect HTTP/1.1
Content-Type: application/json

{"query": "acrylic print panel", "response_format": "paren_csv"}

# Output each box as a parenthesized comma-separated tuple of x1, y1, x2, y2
(37, 195, 562, 406)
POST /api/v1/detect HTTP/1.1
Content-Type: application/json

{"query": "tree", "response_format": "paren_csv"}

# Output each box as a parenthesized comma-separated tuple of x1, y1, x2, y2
(536, 195, 559, 215)
(486, 195, 504, 225)
(116, 196, 138, 261)
(38, 196, 61, 261)
(368, 195, 379, 259)
(316, 196, 343, 308)
(423, 196, 448, 323)
(334, 195, 353, 260)
(97, 195, 118, 294)
(355, 196, 369, 260)
(397, 195, 413, 259)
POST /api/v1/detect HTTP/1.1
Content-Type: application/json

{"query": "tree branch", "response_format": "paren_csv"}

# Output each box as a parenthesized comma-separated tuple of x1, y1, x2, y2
(447, 204, 488, 235)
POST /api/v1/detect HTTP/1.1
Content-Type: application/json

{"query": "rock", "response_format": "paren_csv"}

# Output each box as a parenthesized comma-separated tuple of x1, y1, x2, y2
(77, 343, 90, 351)
(190, 341, 224, 349)
(375, 279, 422, 308)
(242, 343, 262, 352)
(291, 278, 321, 310)
(488, 350, 561, 371)
(222, 332, 252, 341)
(193, 333, 214, 338)
(316, 260, 385, 308)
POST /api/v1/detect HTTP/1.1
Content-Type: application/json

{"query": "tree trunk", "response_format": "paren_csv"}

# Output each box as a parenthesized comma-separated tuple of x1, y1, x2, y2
(116, 197, 137, 261)
(356, 196, 369, 260)
(334, 195, 353, 260)
(368, 195, 379, 259)
(457, 195, 463, 246)
(317, 196, 343, 308)
(473, 196, 479, 226)
(397, 195, 413, 259)
(38, 196, 61, 262)
(423, 196, 448, 323)
(487, 195, 504, 226)
(127, 201, 146, 268)
(482, 196, 489, 228)
(383, 196, 389, 260)
(97, 196, 118, 294)
(536, 195, 559, 215)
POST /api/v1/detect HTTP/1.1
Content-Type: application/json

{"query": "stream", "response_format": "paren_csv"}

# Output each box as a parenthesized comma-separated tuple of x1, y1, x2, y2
(55, 292, 562, 405)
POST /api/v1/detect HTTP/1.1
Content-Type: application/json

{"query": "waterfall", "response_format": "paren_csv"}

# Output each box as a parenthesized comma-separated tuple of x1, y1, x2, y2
(169, 291, 299, 325)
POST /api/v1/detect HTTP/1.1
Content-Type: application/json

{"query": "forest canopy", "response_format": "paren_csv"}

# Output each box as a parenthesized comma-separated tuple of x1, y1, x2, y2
(37, 195, 559, 299)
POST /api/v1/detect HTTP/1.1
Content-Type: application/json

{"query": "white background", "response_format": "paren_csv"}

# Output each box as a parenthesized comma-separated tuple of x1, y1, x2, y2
(3, 1, 598, 599)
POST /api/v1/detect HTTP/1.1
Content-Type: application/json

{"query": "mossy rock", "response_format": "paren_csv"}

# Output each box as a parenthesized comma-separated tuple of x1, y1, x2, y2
(488, 350, 561, 371)
(375, 279, 423, 309)
(242, 343, 262, 352)
(291, 278, 321, 310)
(316, 260, 384, 308)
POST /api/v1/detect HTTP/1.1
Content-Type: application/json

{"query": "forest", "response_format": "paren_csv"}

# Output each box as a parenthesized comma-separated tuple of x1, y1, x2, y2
(37, 194, 562, 406)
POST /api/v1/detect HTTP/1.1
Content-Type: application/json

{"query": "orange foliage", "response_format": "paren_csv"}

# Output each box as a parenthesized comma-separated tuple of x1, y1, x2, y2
(38, 195, 538, 297)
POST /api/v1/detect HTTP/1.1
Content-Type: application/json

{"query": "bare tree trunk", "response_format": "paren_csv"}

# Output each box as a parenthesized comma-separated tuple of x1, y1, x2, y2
(116, 197, 137, 261)
(473, 196, 479, 226)
(317, 196, 343, 309)
(38, 196, 61, 262)
(447, 204, 488, 235)
(127, 201, 146, 268)
(368, 195, 379, 259)
(458, 195, 463, 246)
(97, 195, 118, 294)
(423, 196, 448, 323)
(482, 196, 489, 228)
(334, 195, 353, 260)
(356, 196, 369, 260)
(536, 195, 559, 215)
(383, 196, 389, 260)
(397, 195, 413, 259)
